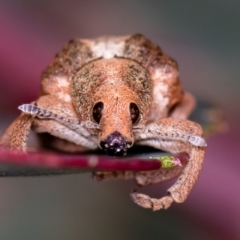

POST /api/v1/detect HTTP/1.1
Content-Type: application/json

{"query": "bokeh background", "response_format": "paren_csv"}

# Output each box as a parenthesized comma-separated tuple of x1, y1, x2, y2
(0, 1, 239, 239)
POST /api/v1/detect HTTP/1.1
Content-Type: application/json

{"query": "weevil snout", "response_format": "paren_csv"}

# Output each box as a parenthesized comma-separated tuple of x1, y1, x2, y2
(96, 98, 135, 156)
(100, 131, 132, 156)
(98, 102, 141, 156)
(71, 57, 152, 156)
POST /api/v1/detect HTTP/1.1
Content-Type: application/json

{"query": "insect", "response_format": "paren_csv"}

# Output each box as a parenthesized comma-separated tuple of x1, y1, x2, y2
(0, 34, 206, 210)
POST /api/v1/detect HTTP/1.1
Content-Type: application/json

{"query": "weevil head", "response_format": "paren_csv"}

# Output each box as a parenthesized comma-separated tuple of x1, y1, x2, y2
(71, 58, 152, 156)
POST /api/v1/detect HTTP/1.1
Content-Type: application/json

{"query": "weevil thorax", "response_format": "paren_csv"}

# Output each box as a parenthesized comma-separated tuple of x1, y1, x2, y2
(71, 58, 152, 155)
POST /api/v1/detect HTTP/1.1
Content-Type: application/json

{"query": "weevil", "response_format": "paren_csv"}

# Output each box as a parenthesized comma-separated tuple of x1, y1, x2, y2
(0, 34, 206, 210)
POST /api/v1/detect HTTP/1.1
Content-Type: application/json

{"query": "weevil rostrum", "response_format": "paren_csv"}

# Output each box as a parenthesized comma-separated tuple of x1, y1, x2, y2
(0, 34, 207, 211)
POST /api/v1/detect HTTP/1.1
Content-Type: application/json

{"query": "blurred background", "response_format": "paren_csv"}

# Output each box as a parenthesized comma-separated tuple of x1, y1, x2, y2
(0, 0, 239, 239)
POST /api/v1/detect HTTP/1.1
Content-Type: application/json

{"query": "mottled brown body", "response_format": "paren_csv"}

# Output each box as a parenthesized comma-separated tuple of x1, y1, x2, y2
(0, 34, 206, 210)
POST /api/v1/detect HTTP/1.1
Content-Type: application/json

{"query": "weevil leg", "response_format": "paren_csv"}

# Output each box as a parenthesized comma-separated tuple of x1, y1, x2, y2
(37, 133, 92, 153)
(30, 95, 98, 151)
(134, 165, 184, 186)
(0, 109, 90, 152)
(93, 171, 135, 181)
(131, 118, 206, 210)
(33, 119, 97, 151)
(93, 157, 185, 184)
(0, 113, 34, 152)
(1, 95, 98, 152)
(0, 118, 16, 148)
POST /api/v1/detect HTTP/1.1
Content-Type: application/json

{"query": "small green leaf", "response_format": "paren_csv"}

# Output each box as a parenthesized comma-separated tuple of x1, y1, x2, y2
(151, 155, 182, 168)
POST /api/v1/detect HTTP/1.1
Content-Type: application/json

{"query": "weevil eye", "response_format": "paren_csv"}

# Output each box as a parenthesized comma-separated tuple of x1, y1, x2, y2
(92, 102, 104, 123)
(130, 103, 140, 124)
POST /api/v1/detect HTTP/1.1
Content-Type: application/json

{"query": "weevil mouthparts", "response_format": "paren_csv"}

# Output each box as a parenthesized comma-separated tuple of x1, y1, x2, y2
(100, 131, 132, 156)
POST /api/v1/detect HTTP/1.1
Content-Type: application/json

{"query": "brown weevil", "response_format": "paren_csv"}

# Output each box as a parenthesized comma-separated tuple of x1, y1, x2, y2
(0, 34, 206, 210)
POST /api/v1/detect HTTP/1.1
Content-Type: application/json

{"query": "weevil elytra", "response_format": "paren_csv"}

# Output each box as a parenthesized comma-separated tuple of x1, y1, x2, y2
(0, 34, 206, 211)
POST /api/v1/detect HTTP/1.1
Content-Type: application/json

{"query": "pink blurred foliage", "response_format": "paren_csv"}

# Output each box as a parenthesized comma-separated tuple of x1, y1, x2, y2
(0, 8, 54, 111)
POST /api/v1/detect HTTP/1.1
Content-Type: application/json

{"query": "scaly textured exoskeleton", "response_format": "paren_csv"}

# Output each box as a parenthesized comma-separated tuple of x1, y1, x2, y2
(0, 34, 206, 210)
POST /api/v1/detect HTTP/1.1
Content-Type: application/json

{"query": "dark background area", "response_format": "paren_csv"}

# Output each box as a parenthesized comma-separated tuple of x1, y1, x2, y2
(0, 1, 239, 239)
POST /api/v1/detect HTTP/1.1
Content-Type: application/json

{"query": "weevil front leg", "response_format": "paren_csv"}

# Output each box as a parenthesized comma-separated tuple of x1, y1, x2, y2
(0, 113, 34, 152)
(23, 95, 99, 152)
(1, 95, 98, 152)
(131, 118, 206, 210)
(93, 153, 187, 183)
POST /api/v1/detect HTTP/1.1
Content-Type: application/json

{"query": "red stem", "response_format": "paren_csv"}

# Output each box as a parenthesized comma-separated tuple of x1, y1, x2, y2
(0, 148, 189, 172)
